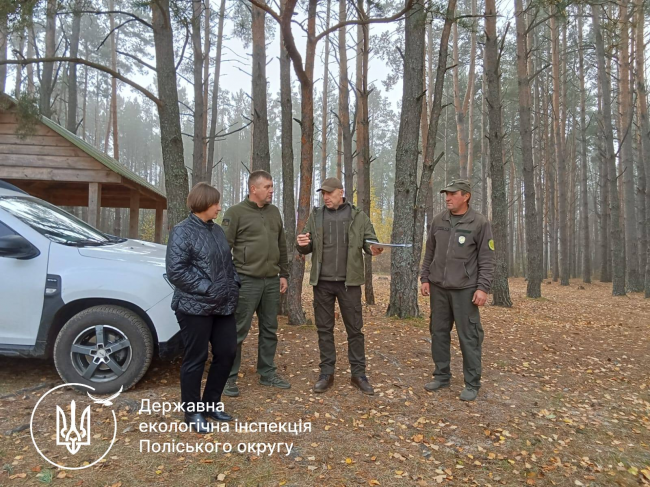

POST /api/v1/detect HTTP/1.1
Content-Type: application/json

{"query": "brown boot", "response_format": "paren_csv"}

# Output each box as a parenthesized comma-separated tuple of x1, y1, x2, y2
(313, 374, 334, 393)
(351, 376, 374, 395)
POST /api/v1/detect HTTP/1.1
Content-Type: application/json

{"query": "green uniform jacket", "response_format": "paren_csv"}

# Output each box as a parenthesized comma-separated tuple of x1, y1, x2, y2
(222, 197, 289, 279)
(420, 207, 495, 293)
(296, 203, 379, 287)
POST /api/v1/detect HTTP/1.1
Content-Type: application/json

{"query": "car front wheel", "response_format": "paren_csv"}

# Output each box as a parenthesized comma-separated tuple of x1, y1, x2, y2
(54, 305, 154, 394)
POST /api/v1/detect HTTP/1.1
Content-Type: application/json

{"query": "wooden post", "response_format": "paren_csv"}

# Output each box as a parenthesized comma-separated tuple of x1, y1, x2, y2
(154, 201, 164, 243)
(129, 190, 140, 239)
(88, 182, 101, 228)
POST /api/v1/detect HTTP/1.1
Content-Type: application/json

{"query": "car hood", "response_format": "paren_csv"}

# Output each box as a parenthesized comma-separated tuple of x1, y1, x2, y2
(77, 239, 166, 267)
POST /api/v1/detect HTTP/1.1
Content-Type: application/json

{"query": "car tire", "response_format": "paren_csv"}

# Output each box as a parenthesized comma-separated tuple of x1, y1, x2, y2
(54, 305, 154, 394)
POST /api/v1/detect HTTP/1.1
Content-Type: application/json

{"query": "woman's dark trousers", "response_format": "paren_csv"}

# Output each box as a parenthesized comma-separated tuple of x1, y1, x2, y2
(175, 311, 237, 411)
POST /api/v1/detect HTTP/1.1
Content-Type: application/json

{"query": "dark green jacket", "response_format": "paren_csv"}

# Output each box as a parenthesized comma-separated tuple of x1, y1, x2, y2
(222, 197, 289, 279)
(297, 203, 379, 287)
(420, 207, 495, 292)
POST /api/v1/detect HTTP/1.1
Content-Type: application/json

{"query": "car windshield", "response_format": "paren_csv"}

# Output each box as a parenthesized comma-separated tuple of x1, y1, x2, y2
(0, 196, 118, 245)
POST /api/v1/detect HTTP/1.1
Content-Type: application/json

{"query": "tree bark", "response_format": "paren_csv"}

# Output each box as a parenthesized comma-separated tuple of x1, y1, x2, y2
(592, 4, 626, 296)
(484, 0, 512, 306)
(550, 13, 569, 286)
(151, 0, 189, 230)
(251, 2, 271, 172)
(206, 0, 226, 186)
(452, 4, 476, 180)
(635, 0, 650, 297)
(66, 0, 83, 134)
(514, 0, 541, 297)
(577, 5, 591, 283)
(0, 15, 6, 93)
(619, 0, 642, 291)
(109, 1, 119, 161)
(387, 0, 425, 318)
(320, 0, 331, 199)
(338, 0, 354, 198)
(280, 0, 318, 326)
(280, 0, 296, 316)
(40, 0, 57, 117)
(191, 0, 205, 185)
(388, 0, 455, 317)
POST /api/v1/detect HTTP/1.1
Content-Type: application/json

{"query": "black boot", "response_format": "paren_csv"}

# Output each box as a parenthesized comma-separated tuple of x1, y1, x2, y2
(313, 374, 334, 393)
(184, 413, 211, 433)
(205, 410, 234, 422)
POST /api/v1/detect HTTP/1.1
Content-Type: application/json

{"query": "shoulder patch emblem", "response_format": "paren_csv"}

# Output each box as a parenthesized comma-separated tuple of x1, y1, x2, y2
(488, 239, 495, 251)
(222, 218, 230, 227)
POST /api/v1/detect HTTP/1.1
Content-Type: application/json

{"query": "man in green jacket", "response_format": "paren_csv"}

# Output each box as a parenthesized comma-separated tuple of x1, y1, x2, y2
(296, 177, 383, 395)
(222, 170, 291, 396)
(420, 179, 495, 402)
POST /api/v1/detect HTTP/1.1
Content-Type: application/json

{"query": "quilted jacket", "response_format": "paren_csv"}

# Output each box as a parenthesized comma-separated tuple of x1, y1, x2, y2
(166, 213, 240, 316)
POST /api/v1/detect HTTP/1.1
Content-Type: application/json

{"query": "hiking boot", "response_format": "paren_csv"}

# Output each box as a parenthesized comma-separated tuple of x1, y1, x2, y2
(223, 379, 240, 397)
(259, 373, 291, 389)
(459, 387, 478, 402)
(424, 379, 450, 392)
(313, 374, 334, 393)
(351, 376, 375, 395)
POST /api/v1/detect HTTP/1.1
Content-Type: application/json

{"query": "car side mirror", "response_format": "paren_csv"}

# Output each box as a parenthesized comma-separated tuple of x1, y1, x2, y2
(0, 235, 40, 260)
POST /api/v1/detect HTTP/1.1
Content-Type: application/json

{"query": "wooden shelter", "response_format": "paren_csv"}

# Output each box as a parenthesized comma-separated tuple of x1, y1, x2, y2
(0, 95, 166, 243)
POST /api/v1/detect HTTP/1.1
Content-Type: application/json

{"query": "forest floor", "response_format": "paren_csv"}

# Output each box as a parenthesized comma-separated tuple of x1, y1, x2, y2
(0, 277, 649, 487)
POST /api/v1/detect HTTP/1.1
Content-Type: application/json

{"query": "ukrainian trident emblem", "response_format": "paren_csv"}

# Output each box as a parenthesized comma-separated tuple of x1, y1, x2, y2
(56, 400, 91, 455)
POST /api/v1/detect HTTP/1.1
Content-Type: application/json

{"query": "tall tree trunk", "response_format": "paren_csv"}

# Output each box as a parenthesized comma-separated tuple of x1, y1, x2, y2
(619, 0, 642, 291)
(0, 15, 6, 93)
(635, 0, 650, 297)
(452, 3, 475, 180)
(151, 0, 189, 229)
(388, 0, 455, 317)
(514, 0, 541, 297)
(484, 0, 512, 306)
(27, 25, 34, 95)
(338, 0, 354, 197)
(551, 13, 569, 286)
(592, 4, 626, 296)
(202, 1, 210, 174)
(206, 0, 226, 186)
(481, 71, 488, 217)
(191, 0, 205, 185)
(320, 0, 331, 203)
(251, 2, 271, 173)
(109, 1, 119, 161)
(280, 0, 318, 326)
(66, 0, 82, 133)
(14, 30, 25, 96)
(40, 0, 57, 116)
(355, 0, 374, 304)
(387, 0, 425, 318)
(577, 5, 591, 283)
(280, 0, 296, 316)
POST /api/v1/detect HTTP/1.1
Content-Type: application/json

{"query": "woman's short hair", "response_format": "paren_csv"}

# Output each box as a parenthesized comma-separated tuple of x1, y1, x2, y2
(187, 182, 221, 213)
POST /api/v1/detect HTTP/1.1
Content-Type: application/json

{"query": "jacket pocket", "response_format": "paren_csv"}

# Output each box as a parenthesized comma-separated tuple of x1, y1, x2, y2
(243, 246, 247, 265)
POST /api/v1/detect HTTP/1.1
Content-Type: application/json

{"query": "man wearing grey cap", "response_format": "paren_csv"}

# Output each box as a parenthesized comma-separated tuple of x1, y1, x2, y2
(420, 179, 495, 401)
(296, 177, 383, 395)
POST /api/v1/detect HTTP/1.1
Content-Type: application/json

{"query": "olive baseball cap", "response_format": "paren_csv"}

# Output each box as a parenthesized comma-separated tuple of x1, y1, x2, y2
(440, 179, 471, 194)
(317, 177, 344, 193)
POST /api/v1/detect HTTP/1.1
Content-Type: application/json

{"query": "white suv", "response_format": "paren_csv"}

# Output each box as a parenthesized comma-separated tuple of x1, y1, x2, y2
(0, 186, 181, 393)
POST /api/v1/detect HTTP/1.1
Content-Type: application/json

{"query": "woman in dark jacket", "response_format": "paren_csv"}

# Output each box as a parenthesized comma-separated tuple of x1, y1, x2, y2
(166, 182, 240, 433)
